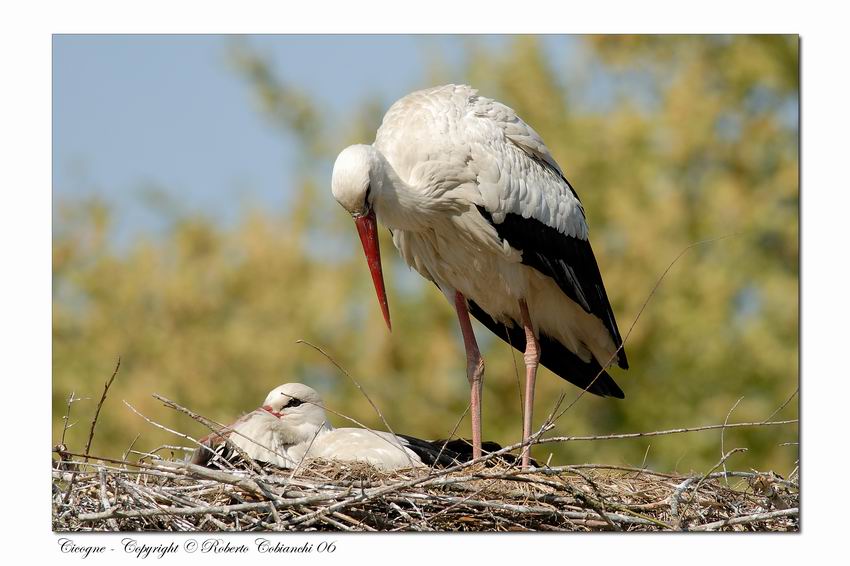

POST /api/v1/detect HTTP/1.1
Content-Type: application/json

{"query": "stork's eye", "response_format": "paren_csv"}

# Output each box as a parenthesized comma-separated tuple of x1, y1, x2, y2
(284, 398, 303, 409)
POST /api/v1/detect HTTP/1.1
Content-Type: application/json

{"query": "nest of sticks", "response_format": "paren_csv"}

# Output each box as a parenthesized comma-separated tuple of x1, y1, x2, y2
(53, 361, 799, 533)
(53, 449, 798, 532)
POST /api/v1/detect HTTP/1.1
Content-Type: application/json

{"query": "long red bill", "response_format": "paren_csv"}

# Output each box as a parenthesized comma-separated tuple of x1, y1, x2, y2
(354, 210, 392, 331)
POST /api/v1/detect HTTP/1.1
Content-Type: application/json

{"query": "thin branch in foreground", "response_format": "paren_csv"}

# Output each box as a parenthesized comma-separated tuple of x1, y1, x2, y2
(550, 234, 740, 423)
(124, 400, 203, 451)
(84, 357, 121, 462)
(287, 419, 329, 481)
(721, 396, 745, 483)
(539, 419, 797, 445)
(59, 390, 85, 446)
(295, 339, 403, 441)
(297, 341, 434, 470)
(762, 387, 799, 423)
(60, 358, 121, 507)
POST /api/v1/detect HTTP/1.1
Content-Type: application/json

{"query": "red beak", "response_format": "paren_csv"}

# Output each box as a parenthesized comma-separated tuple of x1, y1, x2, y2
(354, 210, 392, 331)
(261, 405, 284, 418)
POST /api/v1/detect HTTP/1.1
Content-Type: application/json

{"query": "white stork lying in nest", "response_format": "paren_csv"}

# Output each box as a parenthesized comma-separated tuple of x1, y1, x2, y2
(190, 383, 522, 471)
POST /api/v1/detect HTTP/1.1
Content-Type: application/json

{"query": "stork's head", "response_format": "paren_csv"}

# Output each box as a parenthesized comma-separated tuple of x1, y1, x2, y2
(261, 382, 327, 429)
(331, 145, 375, 215)
(332, 144, 392, 331)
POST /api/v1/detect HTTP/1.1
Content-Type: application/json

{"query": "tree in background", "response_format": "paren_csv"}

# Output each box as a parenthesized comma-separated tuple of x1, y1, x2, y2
(53, 35, 798, 473)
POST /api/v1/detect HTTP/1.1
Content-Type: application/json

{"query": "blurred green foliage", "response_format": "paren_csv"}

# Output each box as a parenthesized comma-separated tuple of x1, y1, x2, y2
(53, 36, 798, 474)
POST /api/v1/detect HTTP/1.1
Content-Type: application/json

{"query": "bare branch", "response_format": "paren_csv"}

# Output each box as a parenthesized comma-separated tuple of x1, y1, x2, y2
(84, 357, 121, 462)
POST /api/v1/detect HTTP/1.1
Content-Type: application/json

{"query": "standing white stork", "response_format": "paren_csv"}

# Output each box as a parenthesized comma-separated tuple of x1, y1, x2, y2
(331, 84, 628, 468)
(191, 382, 517, 471)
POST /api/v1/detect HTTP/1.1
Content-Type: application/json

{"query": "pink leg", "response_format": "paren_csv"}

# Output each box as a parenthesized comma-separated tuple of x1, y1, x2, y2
(454, 291, 485, 459)
(519, 299, 540, 469)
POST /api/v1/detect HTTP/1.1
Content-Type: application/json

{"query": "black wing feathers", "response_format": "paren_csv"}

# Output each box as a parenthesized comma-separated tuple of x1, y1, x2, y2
(476, 206, 628, 370)
(396, 435, 532, 467)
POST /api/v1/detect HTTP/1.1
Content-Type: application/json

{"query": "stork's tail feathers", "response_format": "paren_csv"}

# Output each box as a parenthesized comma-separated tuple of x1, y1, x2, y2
(467, 299, 625, 399)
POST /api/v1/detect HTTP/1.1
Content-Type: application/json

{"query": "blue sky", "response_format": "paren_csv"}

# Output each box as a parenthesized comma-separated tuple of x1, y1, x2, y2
(53, 35, 576, 243)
